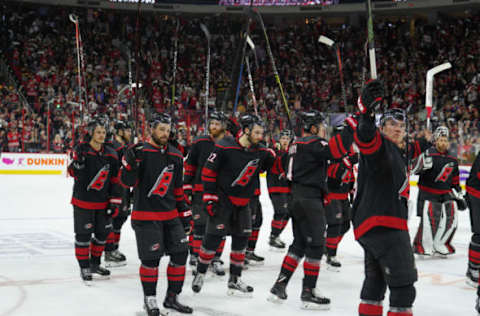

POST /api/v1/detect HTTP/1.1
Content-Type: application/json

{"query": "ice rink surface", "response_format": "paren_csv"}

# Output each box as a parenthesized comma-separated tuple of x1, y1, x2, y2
(0, 174, 477, 316)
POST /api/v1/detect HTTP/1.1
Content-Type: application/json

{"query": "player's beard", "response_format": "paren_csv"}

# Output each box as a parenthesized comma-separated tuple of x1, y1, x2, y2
(436, 142, 448, 153)
(152, 133, 168, 146)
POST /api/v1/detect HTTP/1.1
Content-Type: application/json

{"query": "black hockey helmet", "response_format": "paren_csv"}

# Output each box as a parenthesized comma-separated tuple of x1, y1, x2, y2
(86, 115, 108, 135)
(239, 113, 264, 131)
(209, 111, 227, 123)
(149, 113, 172, 130)
(380, 108, 406, 126)
(299, 110, 325, 131)
(113, 120, 129, 133)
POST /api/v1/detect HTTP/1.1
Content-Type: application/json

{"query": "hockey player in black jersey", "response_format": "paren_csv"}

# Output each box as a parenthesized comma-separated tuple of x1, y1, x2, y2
(351, 80, 431, 316)
(104, 120, 132, 267)
(412, 126, 465, 257)
(325, 145, 357, 271)
(68, 116, 122, 284)
(245, 180, 264, 265)
(269, 110, 356, 309)
(267, 130, 292, 250)
(466, 153, 480, 291)
(191, 114, 276, 296)
(120, 113, 193, 316)
(184, 111, 228, 275)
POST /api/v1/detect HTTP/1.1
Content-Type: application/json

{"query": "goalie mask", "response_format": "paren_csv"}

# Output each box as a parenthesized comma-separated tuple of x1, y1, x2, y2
(433, 126, 449, 142)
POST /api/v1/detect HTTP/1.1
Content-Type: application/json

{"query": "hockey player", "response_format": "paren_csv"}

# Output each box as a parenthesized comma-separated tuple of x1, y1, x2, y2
(466, 154, 480, 291)
(184, 111, 228, 276)
(68, 116, 121, 284)
(104, 120, 132, 267)
(412, 126, 465, 257)
(191, 114, 275, 296)
(325, 144, 357, 271)
(267, 130, 292, 250)
(120, 113, 193, 316)
(351, 80, 430, 316)
(269, 109, 356, 309)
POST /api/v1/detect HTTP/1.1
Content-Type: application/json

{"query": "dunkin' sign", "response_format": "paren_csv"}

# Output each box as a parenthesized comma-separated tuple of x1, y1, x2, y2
(0, 153, 68, 175)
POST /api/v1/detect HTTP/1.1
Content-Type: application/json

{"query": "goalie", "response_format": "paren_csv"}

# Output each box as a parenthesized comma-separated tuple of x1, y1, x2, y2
(412, 126, 466, 257)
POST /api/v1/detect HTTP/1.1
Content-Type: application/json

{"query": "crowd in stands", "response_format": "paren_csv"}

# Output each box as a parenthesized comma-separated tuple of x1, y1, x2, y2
(0, 3, 479, 162)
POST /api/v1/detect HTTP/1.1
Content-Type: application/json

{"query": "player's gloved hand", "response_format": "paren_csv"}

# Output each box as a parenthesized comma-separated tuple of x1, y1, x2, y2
(106, 198, 122, 218)
(183, 184, 193, 206)
(343, 115, 358, 134)
(423, 156, 433, 170)
(357, 80, 384, 115)
(226, 116, 240, 137)
(123, 143, 143, 170)
(450, 189, 467, 211)
(203, 194, 219, 217)
(179, 209, 193, 234)
(70, 144, 87, 170)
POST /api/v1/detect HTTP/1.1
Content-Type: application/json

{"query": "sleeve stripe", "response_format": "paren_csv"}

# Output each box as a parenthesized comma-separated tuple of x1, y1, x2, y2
(336, 134, 347, 156)
(357, 132, 382, 155)
(328, 137, 342, 159)
(201, 176, 216, 182)
(203, 194, 219, 202)
(202, 167, 217, 178)
(354, 130, 380, 149)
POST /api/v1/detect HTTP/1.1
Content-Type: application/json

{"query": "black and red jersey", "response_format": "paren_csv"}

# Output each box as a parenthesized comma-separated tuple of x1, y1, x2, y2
(107, 139, 127, 161)
(326, 150, 358, 201)
(417, 147, 460, 202)
(467, 154, 480, 199)
(120, 142, 189, 222)
(184, 135, 216, 194)
(201, 136, 275, 206)
(286, 129, 353, 198)
(68, 142, 121, 210)
(267, 148, 290, 195)
(352, 116, 429, 239)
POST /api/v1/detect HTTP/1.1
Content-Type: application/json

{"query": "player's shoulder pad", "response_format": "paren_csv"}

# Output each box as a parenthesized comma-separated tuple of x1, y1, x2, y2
(167, 143, 184, 160)
(104, 145, 119, 159)
(215, 136, 239, 149)
(192, 134, 212, 144)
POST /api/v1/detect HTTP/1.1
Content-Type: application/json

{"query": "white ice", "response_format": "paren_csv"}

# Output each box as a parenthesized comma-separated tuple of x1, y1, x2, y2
(0, 175, 476, 316)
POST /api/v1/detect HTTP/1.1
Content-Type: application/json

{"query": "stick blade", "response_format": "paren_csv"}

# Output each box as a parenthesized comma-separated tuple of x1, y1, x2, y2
(246, 35, 255, 51)
(318, 35, 334, 47)
(200, 23, 211, 40)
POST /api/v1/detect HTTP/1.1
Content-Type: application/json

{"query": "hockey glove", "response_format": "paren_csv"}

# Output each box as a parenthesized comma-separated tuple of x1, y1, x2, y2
(106, 198, 122, 218)
(450, 189, 467, 211)
(357, 80, 385, 115)
(343, 115, 358, 134)
(70, 145, 87, 171)
(123, 144, 143, 170)
(179, 210, 193, 234)
(205, 201, 218, 217)
(226, 116, 240, 137)
(183, 184, 193, 206)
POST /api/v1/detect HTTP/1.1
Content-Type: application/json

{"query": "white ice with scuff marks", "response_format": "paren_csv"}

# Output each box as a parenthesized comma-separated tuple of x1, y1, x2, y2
(0, 175, 476, 316)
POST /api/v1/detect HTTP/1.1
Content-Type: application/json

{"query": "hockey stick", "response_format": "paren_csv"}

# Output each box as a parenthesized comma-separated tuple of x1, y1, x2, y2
(133, 0, 142, 141)
(318, 35, 348, 109)
(69, 14, 88, 124)
(425, 62, 451, 130)
(252, 9, 293, 131)
(200, 23, 211, 132)
(245, 35, 258, 115)
(366, 0, 377, 79)
(171, 18, 180, 109)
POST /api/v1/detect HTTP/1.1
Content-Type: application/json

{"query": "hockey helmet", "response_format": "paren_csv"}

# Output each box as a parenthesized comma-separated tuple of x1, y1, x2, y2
(433, 126, 449, 142)
(87, 115, 108, 135)
(239, 113, 264, 131)
(208, 111, 227, 123)
(300, 110, 325, 131)
(149, 113, 172, 130)
(380, 108, 406, 126)
(279, 129, 293, 139)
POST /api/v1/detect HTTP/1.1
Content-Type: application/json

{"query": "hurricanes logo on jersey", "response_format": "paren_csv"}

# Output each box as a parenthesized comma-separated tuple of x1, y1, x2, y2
(87, 165, 110, 191)
(231, 159, 259, 187)
(148, 164, 174, 198)
(435, 163, 454, 183)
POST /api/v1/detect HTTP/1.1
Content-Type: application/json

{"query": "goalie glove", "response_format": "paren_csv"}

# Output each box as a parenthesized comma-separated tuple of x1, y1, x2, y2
(450, 188, 467, 211)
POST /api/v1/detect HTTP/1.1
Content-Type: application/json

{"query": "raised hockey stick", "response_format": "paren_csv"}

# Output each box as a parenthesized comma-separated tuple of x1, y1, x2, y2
(171, 18, 180, 109)
(133, 0, 143, 140)
(252, 9, 293, 132)
(200, 23, 211, 132)
(425, 62, 452, 130)
(245, 35, 258, 115)
(366, 0, 377, 79)
(69, 14, 88, 125)
(318, 35, 348, 109)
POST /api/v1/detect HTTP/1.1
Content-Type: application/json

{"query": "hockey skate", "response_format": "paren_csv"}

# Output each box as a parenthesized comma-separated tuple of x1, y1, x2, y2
(227, 275, 253, 297)
(267, 279, 288, 304)
(245, 251, 264, 266)
(141, 296, 162, 316)
(189, 255, 197, 267)
(105, 249, 127, 268)
(191, 272, 205, 293)
(466, 268, 479, 288)
(300, 288, 330, 310)
(476, 296, 480, 315)
(80, 267, 92, 286)
(90, 264, 111, 280)
(326, 256, 341, 272)
(209, 259, 225, 277)
(163, 293, 193, 314)
(269, 236, 286, 252)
